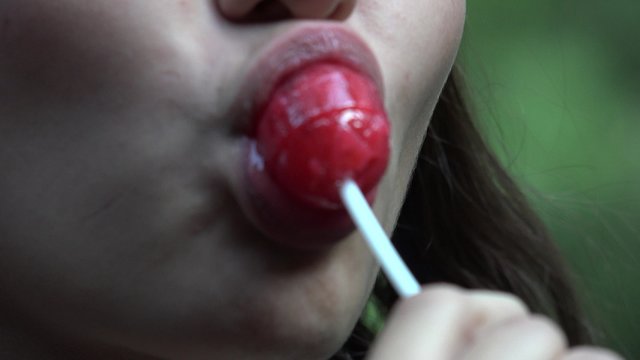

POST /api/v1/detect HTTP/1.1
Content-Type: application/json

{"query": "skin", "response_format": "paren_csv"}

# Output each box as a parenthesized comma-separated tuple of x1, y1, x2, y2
(0, 0, 623, 359)
(368, 285, 624, 360)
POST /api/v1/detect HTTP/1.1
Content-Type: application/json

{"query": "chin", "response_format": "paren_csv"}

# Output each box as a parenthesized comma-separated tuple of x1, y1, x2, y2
(120, 274, 367, 359)
(139, 310, 356, 360)
(212, 288, 360, 360)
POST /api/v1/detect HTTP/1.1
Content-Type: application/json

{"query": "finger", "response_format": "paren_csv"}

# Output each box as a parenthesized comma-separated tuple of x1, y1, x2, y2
(461, 315, 567, 360)
(465, 290, 530, 335)
(563, 347, 625, 360)
(367, 284, 529, 360)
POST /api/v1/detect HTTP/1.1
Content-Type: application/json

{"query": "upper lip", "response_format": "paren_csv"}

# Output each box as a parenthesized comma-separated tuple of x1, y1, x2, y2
(229, 24, 384, 135)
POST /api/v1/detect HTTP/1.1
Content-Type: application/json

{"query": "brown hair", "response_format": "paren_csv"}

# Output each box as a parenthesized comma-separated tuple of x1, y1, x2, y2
(334, 69, 593, 359)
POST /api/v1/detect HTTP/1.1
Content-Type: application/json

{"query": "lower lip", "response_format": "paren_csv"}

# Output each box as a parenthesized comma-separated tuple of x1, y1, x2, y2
(241, 140, 378, 249)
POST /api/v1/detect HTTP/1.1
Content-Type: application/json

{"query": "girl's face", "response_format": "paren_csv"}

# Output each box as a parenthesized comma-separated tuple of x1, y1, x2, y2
(0, 1, 464, 358)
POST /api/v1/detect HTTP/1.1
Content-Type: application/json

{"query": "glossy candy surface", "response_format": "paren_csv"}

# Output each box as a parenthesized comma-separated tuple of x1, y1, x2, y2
(256, 63, 390, 210)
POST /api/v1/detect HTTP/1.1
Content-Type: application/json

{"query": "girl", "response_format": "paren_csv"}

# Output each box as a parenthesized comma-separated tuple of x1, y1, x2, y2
(0, 1, 623, 359)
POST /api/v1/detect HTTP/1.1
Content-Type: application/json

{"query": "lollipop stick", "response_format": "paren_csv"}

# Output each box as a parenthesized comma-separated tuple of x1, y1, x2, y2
(340, 179, 421, 298)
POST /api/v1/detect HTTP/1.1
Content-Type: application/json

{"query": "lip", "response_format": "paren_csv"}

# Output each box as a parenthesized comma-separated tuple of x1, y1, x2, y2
(231, 25, 385, 135)
(228, 24, 385, 249)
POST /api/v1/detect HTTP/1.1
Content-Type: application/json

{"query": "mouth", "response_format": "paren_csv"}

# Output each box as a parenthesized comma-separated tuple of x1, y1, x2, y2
(226, 24, 388, 250)
(230, 25, 385, 135)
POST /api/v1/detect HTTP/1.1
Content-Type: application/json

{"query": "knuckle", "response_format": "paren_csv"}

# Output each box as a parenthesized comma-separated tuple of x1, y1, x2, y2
(526, 315, 568, 346)
(473, 290, 530, 314)
(494, 292, 528, 313)
(401, 284, 466, 313)
(467, 291, 530, 330)
(420, 284, 466, 306)
(564, 347, 625, 360)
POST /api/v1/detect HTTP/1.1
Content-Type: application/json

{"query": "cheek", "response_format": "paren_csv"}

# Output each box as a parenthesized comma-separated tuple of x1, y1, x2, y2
(0, 1, 223, 189)
(386, 0, 465, 147)
(392, 0, 465, 106)
(0, 1, 209, 108)
(356, 0, 465, 226)
(0, 1, 212, 285)
(1, 2, 128, 103)
(356, 0, 465, 144)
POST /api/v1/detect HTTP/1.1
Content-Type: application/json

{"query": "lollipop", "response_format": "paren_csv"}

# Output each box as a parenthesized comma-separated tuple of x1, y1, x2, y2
(255, 63, 389, 210)
(255, 62, 419, 297)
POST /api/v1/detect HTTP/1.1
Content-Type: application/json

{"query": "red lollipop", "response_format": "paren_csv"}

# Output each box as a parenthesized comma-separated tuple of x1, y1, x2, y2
(256, 63, 390, 210)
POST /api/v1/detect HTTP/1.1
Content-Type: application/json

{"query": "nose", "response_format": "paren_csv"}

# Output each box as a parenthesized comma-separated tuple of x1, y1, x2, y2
(217, 0, 356, 22)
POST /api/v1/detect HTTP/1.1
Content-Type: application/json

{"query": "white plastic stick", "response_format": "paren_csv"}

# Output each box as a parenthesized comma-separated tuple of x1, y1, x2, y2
(340, 179, 421, 298)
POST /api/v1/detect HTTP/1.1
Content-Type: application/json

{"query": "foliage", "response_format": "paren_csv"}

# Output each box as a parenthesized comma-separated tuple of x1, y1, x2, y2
(460, 1, 640, 358)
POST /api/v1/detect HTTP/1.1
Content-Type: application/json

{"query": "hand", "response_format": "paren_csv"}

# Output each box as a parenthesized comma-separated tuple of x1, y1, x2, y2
(367, 284, 623, 360)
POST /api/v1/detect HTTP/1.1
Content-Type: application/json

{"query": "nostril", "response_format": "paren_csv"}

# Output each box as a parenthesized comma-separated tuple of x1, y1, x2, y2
(218, 0, 356, 23)
(329, 2, 356, 21)
(238, 1, 293, 23)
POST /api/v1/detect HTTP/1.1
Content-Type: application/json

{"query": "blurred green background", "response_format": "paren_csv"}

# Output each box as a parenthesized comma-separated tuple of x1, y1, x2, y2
(459, 1, 640, 358)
